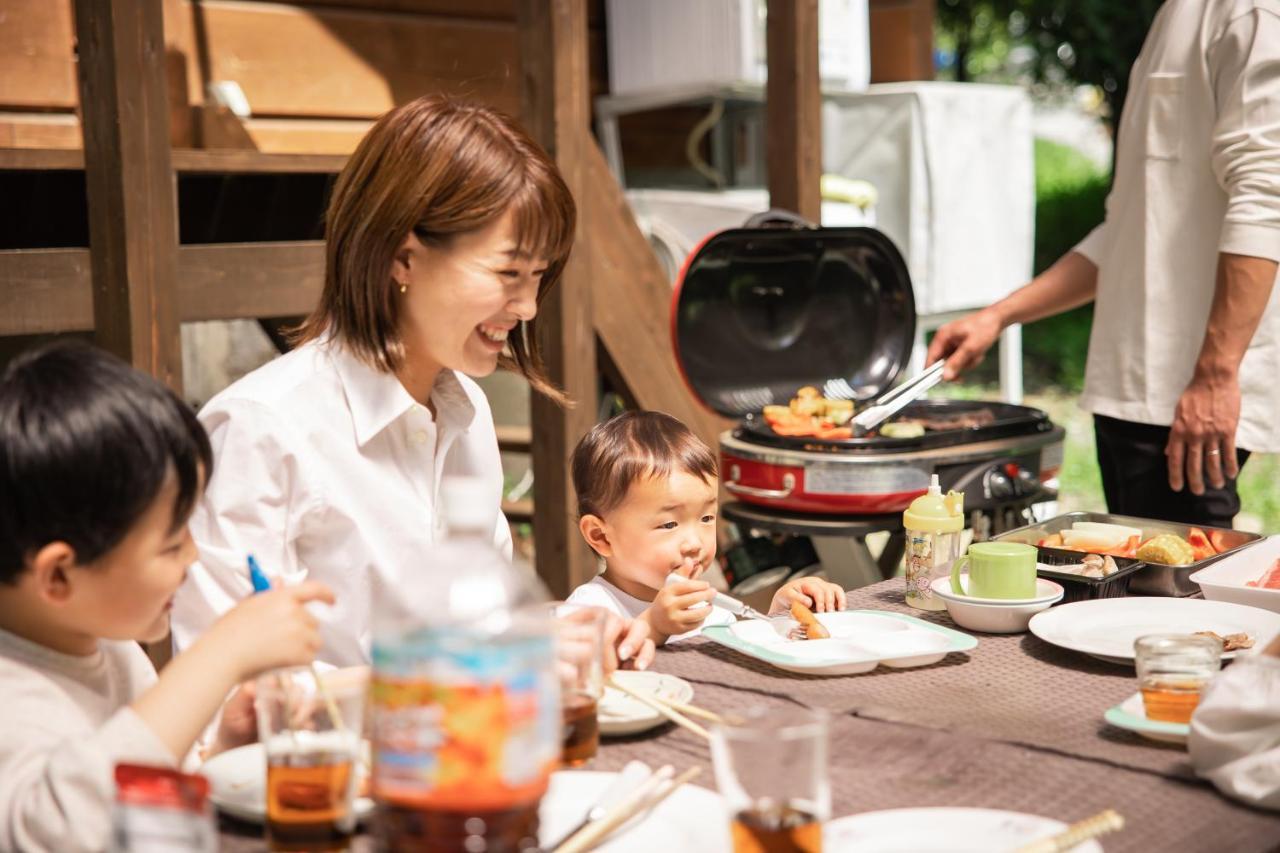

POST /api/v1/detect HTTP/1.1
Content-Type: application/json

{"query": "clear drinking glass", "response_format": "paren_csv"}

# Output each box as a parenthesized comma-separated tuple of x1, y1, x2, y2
(255, 667, 368, 852)
(1134, 633, 1223, 724)
(711, 707, 830, 853)
(551, 603, 606, 767)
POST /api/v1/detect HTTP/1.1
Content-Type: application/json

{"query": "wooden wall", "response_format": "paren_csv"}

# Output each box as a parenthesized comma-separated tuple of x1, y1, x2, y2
(0, 0, 608, 153)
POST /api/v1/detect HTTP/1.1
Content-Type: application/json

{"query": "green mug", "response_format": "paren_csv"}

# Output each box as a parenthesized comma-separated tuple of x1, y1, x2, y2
(950, 541, 1038, 599)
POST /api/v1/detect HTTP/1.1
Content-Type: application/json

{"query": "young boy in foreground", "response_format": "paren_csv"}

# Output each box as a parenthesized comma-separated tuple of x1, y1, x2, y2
(567, 410, 845, 644)
(0, 343, 332, 852)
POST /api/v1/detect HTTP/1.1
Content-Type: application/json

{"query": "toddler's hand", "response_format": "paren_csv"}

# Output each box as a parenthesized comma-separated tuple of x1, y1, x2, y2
(209, 582, 334, 681)
(770, 577, 846, 616)
(645, 579, 716, 641)
(208, 681, 258, 757)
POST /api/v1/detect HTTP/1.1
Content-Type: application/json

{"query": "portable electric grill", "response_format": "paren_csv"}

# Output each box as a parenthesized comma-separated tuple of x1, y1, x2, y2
(671, 222, 1065, 518)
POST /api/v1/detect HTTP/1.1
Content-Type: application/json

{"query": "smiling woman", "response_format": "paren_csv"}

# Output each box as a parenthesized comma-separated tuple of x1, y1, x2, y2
(171, 96, 577, 668)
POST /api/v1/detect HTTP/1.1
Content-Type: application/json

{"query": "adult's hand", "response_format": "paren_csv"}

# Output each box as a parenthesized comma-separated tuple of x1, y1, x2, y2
(925, 309, 1003, 381)
(1166, 372, 1241, 495)
(601, 612, 656, 673)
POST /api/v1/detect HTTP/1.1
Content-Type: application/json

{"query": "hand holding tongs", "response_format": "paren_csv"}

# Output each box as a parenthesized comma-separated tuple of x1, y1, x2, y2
(851, 360, 946, 437)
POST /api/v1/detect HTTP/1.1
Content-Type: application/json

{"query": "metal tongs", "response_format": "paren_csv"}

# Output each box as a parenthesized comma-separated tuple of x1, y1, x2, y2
(851, 359, 946, 437)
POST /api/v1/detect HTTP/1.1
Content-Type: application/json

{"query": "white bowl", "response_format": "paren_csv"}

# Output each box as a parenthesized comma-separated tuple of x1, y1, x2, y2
(931, 576, 1064, 634)
(1190, 535, 1280, 614)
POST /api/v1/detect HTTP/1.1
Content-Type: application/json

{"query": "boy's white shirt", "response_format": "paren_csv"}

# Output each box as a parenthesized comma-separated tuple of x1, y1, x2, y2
(566, 574, 735, 643)
(1189, 653, 1280, 810)
(0, 627, 177, 853)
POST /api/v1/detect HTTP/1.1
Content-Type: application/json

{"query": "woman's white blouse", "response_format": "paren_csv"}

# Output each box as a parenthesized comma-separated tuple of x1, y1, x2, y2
(171, 339, 512, 667)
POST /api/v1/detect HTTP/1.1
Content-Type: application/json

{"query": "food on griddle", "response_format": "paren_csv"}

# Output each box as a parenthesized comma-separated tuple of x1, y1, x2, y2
(763, 389, 855, 438)
(1136, 534, 1197, 566)
(1246, 559, 1280, 589)
(1045, 553, 1119, 578)
(893, 409, 996, 432)
(880, 422, 926, 439)
(789, 601, 830, 640)
(1193, 631, 1255, 652)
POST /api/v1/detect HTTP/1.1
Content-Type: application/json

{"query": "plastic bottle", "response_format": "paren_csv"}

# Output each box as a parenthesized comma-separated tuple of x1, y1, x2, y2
(370, 476, 560, 852)
(902, 475, 965, 611)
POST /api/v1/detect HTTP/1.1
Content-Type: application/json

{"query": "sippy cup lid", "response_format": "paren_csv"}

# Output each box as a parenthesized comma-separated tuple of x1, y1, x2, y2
(902, 474, 964, 534)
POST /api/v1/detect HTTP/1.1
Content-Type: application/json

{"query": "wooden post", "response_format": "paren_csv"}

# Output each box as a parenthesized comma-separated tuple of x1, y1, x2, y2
(518, 0, 599, 598)
(73, 0, 183, 391)
(766, 0, 823, 222)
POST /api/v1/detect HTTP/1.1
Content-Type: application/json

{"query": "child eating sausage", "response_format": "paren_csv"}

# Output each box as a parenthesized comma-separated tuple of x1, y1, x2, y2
(567, 410, 845, 644)
(0, 342, 333, 852)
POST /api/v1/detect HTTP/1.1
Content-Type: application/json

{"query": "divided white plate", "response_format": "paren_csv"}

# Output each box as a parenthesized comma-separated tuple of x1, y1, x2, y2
(1103, 692, 1189, 745)
(600, 671, 695, 736)
(702, 610, 977, 675)
(201, 742, 375, 824)
(825, 807, 1103, 852)
(1190, 535, 1280, 614)
(1028, 597, 1280, 665)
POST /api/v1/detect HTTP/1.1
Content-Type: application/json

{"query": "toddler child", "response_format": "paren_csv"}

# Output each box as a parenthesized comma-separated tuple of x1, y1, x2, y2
(0, 342, 332, 852)
(566, 410, 845, 645)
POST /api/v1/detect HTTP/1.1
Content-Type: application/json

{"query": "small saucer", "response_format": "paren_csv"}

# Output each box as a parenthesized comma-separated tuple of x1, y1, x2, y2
(1104, 692, 1190, 745)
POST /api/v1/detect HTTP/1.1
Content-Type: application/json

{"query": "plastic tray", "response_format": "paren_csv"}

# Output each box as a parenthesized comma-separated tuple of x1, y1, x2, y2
(995, 512, 1263, 597)
(701, 609, 977, 676)
(1036, 547, 1145, 604)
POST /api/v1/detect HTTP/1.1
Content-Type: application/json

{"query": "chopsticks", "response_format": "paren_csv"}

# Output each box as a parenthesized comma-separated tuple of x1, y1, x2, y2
(852, 359, 945, 436)
(1014, 809, 1125, 853)
(607, 676, 711, 740)
(554, 765, 702, 853)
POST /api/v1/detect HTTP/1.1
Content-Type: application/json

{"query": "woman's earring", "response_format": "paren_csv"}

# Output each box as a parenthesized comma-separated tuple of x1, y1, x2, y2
(398, 281, 408, 294)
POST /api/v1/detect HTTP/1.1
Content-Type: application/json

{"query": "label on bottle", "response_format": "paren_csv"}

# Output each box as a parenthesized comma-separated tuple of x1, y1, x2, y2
(370, 629, 560, 812)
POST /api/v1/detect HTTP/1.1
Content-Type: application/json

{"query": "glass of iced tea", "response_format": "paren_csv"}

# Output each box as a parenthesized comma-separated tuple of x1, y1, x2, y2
(710, 707, 830, 853)
(1134, 633, 1223, 724)
(551, 603, 606, 768)
(255, 667, 368, 852)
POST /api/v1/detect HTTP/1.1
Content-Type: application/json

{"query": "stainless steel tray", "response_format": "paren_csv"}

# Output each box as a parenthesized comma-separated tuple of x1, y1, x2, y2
(994, 511, 1264, 597)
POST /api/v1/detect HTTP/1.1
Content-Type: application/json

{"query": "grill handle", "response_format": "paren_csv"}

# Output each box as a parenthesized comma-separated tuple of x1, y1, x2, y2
(725, 468, 796, 499)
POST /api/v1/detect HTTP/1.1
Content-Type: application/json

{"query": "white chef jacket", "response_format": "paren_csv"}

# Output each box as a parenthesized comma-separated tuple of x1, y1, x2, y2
(1074, 0, 1280, 452)
(171, 338, 513, 667)
(1190, 654, 1280, 810)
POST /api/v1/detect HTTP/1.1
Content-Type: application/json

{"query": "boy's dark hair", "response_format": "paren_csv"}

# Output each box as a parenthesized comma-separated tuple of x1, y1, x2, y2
(571, 410, 718, 518)
(0, 341, 212, 583)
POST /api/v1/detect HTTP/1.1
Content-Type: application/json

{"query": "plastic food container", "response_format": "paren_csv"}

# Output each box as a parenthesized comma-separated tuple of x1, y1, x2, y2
(1035, 546, 1145, 604)
(996, 512, 1263, 597)
(1190, 535, 1280, 615)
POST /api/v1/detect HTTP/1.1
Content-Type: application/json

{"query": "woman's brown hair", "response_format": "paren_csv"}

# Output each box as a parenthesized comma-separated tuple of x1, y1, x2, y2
(294, 95, 576, 402)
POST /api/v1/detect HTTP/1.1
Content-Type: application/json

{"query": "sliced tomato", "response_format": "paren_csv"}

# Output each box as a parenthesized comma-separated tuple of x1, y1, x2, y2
(1208, 530, 1230, 554)
(1187, 527, 1215, 561)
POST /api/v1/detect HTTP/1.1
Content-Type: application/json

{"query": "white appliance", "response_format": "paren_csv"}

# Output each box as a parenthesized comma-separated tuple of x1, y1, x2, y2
(625, 188, 875, 280)
(606, 0, 870, 97)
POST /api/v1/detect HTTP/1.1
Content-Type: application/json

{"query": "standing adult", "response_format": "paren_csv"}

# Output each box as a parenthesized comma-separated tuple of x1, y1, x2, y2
(928, 0, 1280, 527)
(172, 96, 652, 670)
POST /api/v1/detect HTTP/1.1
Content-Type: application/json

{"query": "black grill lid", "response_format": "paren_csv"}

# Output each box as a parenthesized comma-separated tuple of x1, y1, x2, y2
(672, 226, 916, 418)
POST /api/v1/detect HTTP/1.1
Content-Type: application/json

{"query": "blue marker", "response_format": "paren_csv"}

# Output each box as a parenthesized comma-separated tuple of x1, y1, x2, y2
(247, 554, 272, 594)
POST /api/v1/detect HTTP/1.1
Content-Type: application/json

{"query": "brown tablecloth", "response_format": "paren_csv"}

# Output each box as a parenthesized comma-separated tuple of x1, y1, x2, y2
(221, 579, 1280, 851)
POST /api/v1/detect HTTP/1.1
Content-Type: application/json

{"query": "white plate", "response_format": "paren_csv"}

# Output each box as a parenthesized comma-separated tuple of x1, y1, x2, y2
(1190, 535, 1280, 614)
(937, 575, 1065, 606)
(932, 576, 1063, 634)
(702, 610, 977, 676)
(540, 771, 729, 850)
(201, 742, 375, 824)
(1027, 597, 1280, 665)
(600, 671, 695, 736)
(824, 807, 1103, 852)
(1103, 692, 1190, 745)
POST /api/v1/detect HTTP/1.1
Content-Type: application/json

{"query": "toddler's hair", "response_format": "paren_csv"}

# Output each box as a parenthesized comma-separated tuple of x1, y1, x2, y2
(571, 410, 717, 518)
(0, 341, 212, 582)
